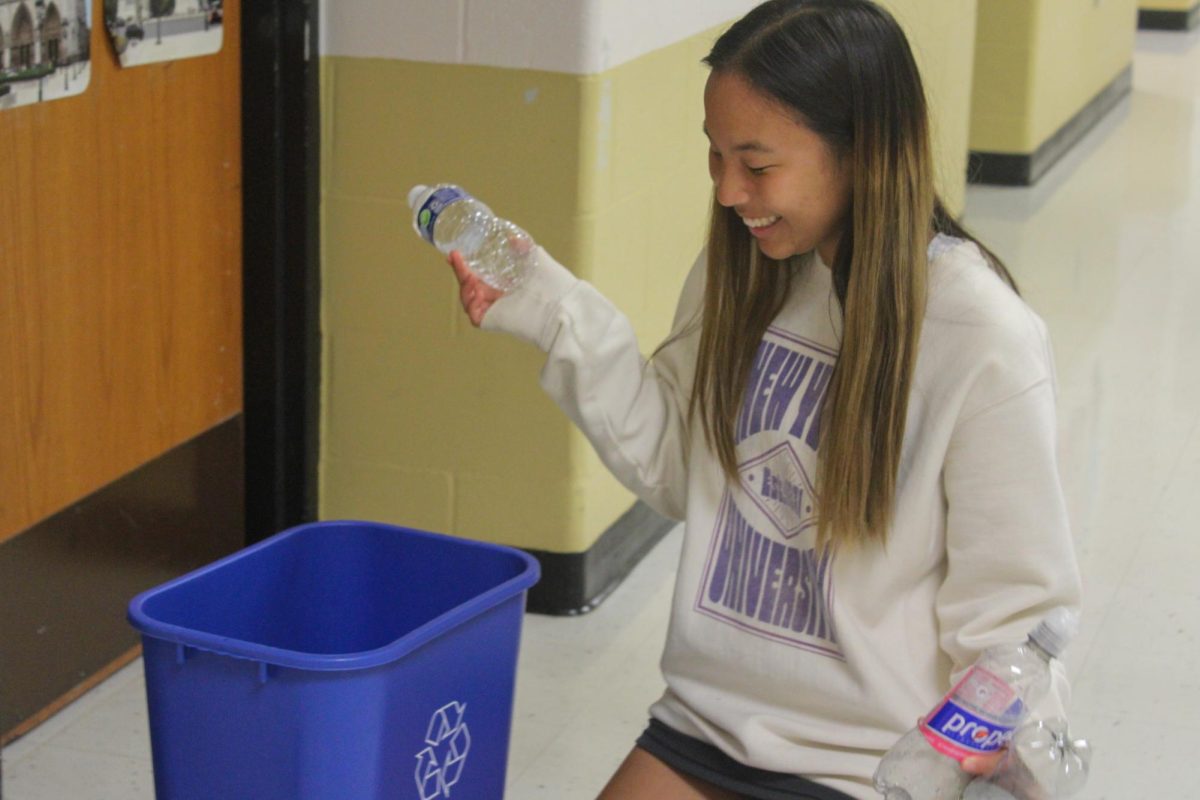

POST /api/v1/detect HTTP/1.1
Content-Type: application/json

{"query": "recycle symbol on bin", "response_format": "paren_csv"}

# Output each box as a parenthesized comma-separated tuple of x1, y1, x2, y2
(415, 701, 471, 799)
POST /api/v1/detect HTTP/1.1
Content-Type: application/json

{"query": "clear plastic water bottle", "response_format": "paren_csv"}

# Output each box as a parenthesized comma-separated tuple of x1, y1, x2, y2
(961, 717, 1092, 800)
(873, 608, 1080, 800)
(408, 184, 535, 292)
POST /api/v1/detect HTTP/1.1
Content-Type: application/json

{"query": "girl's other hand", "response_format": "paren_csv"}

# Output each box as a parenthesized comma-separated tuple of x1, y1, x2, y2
(961, 751, 1004, 777)
(447, 250, 505, 327)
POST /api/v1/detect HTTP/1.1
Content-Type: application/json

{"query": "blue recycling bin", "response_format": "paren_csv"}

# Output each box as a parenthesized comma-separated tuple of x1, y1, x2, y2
(127, 520, 539, 800)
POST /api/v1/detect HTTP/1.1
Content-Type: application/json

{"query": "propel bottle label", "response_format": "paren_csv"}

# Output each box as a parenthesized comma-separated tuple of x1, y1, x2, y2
(919, 666, 1022, 760)
(416, 186, 469, 244)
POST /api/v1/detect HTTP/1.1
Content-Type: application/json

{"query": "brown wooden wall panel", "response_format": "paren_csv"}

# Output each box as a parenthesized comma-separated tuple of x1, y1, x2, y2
(0, 1, 242, 543)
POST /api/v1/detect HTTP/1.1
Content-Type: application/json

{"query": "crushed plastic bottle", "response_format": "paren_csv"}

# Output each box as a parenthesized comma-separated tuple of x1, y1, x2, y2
(873, 608, 1080, 800)
(408, 184, 535, 292)
(962, 717, 1092, 800)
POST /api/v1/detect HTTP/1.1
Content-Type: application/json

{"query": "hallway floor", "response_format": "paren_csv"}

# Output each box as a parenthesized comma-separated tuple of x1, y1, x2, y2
(5, 26, 1199, 800)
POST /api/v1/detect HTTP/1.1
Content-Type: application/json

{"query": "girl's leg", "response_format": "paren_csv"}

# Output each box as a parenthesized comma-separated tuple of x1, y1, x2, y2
(596, 746, 742, 800)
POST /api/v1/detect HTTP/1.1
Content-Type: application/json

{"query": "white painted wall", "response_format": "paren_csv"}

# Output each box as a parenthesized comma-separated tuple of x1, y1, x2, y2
(319, 0, 759, 74)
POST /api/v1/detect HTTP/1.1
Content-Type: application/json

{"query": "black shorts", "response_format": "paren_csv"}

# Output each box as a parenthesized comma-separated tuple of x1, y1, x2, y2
(636, 719, 857, 800)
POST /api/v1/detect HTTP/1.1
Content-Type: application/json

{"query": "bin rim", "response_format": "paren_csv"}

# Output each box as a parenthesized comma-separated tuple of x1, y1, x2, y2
(127, 520, 540, 672)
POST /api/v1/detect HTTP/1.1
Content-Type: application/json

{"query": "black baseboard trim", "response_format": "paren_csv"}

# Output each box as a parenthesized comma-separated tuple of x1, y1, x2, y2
(1138, 4, 1200, 30)
(0, 417, 244, 740)
(968, 64, 1133, 187)
(524, 501, 678, 616)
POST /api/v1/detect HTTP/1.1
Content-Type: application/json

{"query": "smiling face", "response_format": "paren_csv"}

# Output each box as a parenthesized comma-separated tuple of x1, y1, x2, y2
(704, 70, 853, 265)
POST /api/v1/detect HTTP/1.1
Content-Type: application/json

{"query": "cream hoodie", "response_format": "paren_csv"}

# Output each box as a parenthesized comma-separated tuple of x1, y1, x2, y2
(482, 235, 1082, 799)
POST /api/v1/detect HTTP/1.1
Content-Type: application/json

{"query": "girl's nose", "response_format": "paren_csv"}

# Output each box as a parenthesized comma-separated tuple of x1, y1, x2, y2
(711, 163, 749, 208)
(714, 173, 749, 208)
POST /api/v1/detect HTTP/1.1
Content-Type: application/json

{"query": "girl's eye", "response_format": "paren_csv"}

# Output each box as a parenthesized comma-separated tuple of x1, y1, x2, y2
(747, 165, 769, 176)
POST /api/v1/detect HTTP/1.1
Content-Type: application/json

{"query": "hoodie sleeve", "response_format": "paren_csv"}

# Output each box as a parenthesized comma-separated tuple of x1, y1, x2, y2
(936, 310, 1083, 723)
(480, 247, 706, 520)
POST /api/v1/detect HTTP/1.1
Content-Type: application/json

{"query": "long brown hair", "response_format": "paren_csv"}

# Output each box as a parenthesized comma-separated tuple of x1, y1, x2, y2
(693, 0, 1016, 550)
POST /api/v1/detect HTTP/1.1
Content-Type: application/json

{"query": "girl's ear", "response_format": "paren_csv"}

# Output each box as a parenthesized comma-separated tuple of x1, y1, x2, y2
(835, 152, 855, 208)
(838, 148, 855, 184)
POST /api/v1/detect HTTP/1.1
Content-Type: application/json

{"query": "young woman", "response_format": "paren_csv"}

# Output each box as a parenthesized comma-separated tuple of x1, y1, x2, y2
(445, 2, 1081, 798)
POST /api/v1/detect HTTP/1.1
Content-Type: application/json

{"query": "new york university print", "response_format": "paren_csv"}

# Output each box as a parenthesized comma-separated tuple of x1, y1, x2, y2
(696, 326, 842, 659)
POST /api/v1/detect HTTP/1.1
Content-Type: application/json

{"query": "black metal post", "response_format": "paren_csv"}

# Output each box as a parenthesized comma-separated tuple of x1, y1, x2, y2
(241, 0, 320, 543)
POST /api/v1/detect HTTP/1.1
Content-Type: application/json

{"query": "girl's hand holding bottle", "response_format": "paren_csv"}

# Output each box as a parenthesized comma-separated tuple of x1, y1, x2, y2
(446, 250, 505, 328)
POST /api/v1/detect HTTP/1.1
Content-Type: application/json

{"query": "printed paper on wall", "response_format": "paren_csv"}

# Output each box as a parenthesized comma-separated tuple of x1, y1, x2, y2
(103, 0, 222, 68)
(0, 0, 92, 112)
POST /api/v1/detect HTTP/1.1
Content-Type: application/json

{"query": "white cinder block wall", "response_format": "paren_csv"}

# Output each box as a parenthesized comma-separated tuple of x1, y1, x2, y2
(319, 0, 760, 71)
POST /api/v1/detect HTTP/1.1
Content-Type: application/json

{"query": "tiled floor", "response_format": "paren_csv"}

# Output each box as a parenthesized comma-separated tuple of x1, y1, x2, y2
(5, 27, 1200, 800)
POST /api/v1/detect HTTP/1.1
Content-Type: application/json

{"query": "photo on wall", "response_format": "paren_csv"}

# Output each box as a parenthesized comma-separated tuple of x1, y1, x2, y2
(103, 0, 222, 68)
(0, 0, 92, 112)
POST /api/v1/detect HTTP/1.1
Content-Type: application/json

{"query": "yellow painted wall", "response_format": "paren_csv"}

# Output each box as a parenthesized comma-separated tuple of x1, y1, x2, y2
(971, 0, 1138, 155)
(319, 10, 981, 555)
(320, 59, 587, 551)
(883, 0, 979, 212)
(1140, 0, 1195, 11)
(319, 33, 715, 553)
